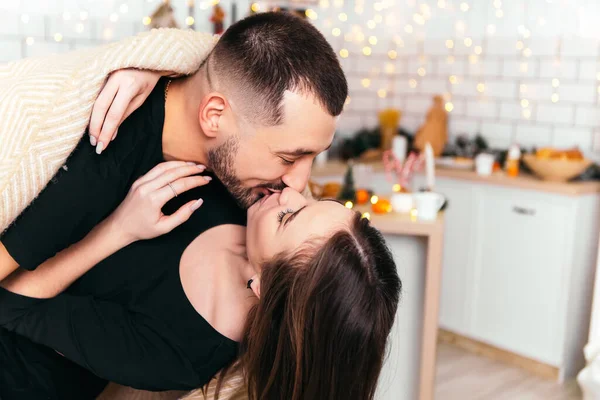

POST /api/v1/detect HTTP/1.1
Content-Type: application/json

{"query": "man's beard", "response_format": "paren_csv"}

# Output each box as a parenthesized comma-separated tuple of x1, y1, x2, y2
(208, 136, 286, 209)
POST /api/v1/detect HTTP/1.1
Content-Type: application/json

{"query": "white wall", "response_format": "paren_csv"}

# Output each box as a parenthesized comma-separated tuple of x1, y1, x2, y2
(305, 0, 600, 155)
(1, 0, 599, 155)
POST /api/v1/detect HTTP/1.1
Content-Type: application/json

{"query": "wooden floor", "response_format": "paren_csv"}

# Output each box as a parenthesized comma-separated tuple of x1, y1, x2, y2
(435, 343, 583, 400)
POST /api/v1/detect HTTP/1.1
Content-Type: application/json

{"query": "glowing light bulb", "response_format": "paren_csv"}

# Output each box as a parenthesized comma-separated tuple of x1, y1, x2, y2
(361, 78, 371, 88)
(552, 78, 560, 88)
(377, 89, 387, 98)
(338, 13, 348, 21)
(142, 16, 152, 25)
(516, 41, 524, 50)
(445, 39, 454, 49)
(521, 99, 529, 108)
(185, 16, 195, 25)
(445, 102, 454, 112)
(251, 3, 260, 12)
(370, 195, 379, 204)
(449, 75, 458, 84)
(464, 38, 473, 47)
(345, 201, 354, 209)
(368, 20, 377, 29)
(474, 45, 482, 55)
(305, 9, 318, 20)
(551, 93, 559, 103)
(369, 36, 378, 45)
(393, 184, 402, 192)
(362, 46, 372, 56)
(385, 63, 395, 74)
(496, 9, 504, 18)
(332, 28, 341, 36)
(477, 83, 485, 93)
(339, 49, 349, 58)
(53, 33, 63, 42)
(523, 48, 532, 57)
(469, 55, 479, 64)
(361, 212, 371, 220)
(417, 67, 426, 77)
(409, 79, 418, 88)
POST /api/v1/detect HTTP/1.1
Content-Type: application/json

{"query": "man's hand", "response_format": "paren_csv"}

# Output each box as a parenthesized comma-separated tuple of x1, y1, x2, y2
(89, 69, 161, 154)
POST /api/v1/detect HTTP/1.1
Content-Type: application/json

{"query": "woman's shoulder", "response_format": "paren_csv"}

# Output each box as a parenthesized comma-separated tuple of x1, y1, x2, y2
(179, 224, 251, 342)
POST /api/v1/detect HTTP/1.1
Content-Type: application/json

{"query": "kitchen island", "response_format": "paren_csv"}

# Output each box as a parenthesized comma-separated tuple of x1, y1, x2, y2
(364, 210, 444, 400)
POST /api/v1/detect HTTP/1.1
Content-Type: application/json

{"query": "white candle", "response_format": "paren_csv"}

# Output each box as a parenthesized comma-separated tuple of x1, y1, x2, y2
(392, 136, 407, 164)
(425, 142, 435, 191)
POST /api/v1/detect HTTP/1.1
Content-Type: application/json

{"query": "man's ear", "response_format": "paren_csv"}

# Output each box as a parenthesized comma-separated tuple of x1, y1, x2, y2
(198, 93, 227, 139)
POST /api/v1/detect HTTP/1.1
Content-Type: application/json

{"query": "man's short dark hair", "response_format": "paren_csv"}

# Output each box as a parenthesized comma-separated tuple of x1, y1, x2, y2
(209, 11, 348, 126)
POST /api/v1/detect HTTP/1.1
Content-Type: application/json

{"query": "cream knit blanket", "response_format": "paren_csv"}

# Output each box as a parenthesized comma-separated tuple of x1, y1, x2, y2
(0, 28, 247, 399)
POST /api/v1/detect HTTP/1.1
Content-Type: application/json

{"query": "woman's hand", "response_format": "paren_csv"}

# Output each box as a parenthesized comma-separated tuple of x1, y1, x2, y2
(108, 161, 211, 244)
(89, 69, 161, 154)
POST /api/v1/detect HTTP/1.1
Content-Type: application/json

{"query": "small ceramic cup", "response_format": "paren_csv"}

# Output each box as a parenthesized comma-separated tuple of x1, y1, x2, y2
(413, 192, 445, 221)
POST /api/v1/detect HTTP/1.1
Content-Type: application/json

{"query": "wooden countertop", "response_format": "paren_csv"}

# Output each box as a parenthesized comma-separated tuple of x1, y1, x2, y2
(357, 206, 444, 237)
(311, 161, 600, 196)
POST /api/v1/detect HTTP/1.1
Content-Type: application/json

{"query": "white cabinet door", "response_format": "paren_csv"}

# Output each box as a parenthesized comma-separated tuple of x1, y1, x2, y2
(471, 187, 569, 365)
(434, 179, 476, 334)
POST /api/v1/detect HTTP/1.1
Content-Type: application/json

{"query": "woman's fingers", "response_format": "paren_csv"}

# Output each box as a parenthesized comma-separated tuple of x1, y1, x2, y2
(95, 88, 139, 154)
(132, 162, 201, 189)
(157, 199, 204, 233)
(89, 78, 119, 143)
(156, 175, 212, 204)
(146, 164, 208, 192)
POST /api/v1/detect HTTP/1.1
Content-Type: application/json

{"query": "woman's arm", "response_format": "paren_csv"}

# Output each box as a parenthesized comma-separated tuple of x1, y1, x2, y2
(1, 217, 129, 298)
(1, 162, 208, 299)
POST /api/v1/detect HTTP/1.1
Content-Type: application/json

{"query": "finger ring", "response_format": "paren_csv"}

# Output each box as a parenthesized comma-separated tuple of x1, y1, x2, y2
(167, 182, 178, 197)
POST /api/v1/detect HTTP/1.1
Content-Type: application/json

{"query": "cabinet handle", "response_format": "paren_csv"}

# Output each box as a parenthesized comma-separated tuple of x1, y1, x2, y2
(512, 206, 536, 216)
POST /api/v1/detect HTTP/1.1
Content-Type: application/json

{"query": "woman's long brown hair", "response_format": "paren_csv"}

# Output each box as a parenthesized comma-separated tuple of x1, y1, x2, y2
(233, 212, 401, 400)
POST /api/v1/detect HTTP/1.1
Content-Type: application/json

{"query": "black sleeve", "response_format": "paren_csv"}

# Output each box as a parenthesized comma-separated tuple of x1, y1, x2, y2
(0, 287, 200, 390)
(0, 139, 128, 271)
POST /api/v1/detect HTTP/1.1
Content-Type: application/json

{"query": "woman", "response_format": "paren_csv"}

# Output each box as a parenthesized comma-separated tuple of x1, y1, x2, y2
(0, 163, 401, 400)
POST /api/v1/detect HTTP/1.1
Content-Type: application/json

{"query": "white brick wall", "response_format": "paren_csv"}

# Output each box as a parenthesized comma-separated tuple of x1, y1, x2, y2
(2, 0, 600, 154)
(312, 0, 600, 154)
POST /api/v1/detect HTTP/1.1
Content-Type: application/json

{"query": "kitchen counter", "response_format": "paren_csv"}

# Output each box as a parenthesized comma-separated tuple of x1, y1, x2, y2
(312, 161, 600, 196)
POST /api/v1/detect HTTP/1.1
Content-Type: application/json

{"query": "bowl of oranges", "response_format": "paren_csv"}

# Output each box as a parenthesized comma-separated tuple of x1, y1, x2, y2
(523, 147, 592, 182)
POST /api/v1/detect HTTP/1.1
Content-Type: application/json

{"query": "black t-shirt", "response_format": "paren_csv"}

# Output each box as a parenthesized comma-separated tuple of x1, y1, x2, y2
(0, 78, 246, 391)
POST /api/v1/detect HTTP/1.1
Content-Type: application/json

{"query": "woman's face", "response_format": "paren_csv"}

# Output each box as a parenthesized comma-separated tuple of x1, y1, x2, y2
(246, 187, 353, 267)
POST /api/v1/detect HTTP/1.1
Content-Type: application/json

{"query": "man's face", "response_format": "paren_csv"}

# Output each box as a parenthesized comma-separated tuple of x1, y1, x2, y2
(209, 91, 336, 209)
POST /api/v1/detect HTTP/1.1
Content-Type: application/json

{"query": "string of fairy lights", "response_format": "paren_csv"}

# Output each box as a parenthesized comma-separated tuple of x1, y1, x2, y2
(244, 0, 598, 121)
(18, 0, 216, 44)
(15, 0, 600, 115)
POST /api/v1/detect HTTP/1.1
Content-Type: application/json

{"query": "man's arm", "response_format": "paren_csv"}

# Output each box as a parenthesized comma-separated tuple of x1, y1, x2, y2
(0, 242, 18, 282)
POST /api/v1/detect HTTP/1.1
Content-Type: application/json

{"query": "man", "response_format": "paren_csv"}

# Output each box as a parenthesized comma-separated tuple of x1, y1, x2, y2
(0, 11, 347, 280)
(0, 11, 347, 399)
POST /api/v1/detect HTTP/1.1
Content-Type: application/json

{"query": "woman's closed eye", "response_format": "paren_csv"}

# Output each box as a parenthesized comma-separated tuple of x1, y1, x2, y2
(277, 209, 294, 223)
(279, 206, 307, 227)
